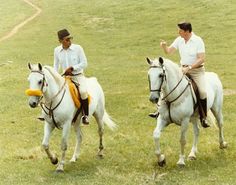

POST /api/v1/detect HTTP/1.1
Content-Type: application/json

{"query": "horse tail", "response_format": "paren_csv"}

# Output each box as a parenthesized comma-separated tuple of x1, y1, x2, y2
(103, 110, 117, 131)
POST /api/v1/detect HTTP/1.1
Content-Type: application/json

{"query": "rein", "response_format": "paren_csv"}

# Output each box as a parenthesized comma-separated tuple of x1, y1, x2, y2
(40, 89, 66, 129)
(149, 65, 192, 122)
(40, 78, 67, 129)
(164, 78, 191, 122)
(28, 69, 67, 129)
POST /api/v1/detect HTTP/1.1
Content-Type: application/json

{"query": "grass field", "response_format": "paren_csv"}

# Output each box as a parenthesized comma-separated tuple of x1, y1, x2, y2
(0, 0, 236, 184)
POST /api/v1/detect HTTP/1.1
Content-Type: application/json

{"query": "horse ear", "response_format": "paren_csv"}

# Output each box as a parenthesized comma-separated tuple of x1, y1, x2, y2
(159, 57, 164, 65)
(28, 63, 31, 70)
(38, 63, 42, 71)
(146, 57, 152, 65)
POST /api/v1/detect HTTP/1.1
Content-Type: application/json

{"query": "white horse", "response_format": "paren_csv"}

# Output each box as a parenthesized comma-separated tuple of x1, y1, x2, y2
(147, 57, 227, 167)
(26, 63, 116, 172)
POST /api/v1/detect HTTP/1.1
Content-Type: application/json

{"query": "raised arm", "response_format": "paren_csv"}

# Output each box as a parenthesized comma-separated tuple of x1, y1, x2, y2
(160, 40, 176, 55)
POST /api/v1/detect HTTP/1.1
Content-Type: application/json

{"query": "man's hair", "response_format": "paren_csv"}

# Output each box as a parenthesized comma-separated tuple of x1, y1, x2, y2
(177, 22, 192, 32)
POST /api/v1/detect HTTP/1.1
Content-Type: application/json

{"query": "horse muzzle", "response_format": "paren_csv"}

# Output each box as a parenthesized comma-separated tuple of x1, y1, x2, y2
(29, 101, 38, 108)
(149, 93, 159, 104)
(28, 96, 41, 108)
(25, 89, 42, 108)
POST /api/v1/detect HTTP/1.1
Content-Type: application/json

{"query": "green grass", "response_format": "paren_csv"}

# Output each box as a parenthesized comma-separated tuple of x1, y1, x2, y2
(0, 0, 236, 184)
(0, 0, 35, 37)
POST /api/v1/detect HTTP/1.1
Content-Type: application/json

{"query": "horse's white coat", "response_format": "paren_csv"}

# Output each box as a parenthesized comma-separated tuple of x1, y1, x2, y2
(147, 57, 227, 167)
(27, 64, 116, 172)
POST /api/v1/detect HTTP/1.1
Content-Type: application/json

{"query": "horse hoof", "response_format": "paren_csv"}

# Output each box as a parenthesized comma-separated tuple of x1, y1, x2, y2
(55, 169, 64, 173)
(69, 158, 77, 163)
(188, 155, 196, 160)
(177, 161, 185, 167)
(97, 154, 104, 159)
(51, 157, 58, 165)
(177, 163, 185, 168)
(158, 159, 166, 167)
(97, 150, 104, 159)
(220, 142, 228, 149)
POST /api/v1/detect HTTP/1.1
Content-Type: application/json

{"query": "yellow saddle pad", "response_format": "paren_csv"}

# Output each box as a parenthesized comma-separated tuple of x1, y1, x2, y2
(65, 77, 91, 108)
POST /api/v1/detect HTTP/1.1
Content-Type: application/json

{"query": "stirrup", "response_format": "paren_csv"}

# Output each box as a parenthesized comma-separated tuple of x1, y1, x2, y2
(82, 115, 89, 125)
(148, 112, 159, 118)
(37, 114, 45, 121)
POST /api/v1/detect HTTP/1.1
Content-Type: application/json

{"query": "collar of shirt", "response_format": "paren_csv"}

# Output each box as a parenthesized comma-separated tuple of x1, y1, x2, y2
(187, 32, 197, 43)
(59, 44, 76, 52)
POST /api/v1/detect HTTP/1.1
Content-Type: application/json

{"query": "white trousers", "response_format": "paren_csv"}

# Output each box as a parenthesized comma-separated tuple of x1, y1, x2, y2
(187, 66, 207, 99)
(71, 73, 88, 100)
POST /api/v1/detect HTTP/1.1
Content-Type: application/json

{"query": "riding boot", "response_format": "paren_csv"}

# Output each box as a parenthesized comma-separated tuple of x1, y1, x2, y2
(148, 111, 159, 118)
(200, 98, 209, 128)
(81, 98, 89, 125)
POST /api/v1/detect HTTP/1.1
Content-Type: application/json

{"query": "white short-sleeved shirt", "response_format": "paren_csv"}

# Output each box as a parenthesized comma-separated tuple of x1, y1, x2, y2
(54, 43, 87, 74)
(170, 33, 205, 65)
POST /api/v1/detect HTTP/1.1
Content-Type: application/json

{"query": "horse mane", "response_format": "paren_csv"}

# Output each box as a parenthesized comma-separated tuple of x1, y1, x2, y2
(153, 57, 183, 79)
(43, 65, 64, 86)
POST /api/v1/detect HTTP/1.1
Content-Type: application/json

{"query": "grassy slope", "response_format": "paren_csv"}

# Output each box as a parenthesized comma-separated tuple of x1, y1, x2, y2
(0, 0, 236, 184)
(0, 0, 35, 37)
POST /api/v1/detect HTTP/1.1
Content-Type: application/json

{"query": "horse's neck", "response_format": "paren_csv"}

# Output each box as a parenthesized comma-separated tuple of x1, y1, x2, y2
(162, 62, 188, 101)
(43, 69, 63, 102)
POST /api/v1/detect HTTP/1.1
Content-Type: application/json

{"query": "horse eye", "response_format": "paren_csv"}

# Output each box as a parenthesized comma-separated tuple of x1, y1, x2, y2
(38, 80, 42, 85)
(159, 74, 164, 78)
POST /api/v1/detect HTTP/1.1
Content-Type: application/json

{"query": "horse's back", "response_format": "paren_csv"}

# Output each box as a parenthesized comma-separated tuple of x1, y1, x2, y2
(206, 72, 223, 93)
(205, 72, 223, 108)
(86, 77, 103, 94)
(86, 77, 105, 107)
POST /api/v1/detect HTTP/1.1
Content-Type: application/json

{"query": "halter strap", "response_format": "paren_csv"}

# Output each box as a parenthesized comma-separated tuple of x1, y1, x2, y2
(149, 65, 166, 92)
(30, 70, 44, 75)
(165, 79, 191, 123)
(30, 70, 47, 92)
(30, 69, 67, 129)
(40, 89, 66, 129)
(161, 75, 184, 101)
(149, 65, 192, 123)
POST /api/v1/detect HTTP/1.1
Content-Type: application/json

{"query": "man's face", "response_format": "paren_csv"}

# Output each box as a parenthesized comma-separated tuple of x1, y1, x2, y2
(178, 28, 186, 38)
(60, 36, 73, 49)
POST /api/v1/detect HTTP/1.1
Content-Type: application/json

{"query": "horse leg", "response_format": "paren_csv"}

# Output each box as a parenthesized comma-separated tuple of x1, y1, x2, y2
(70, 119, 82, 162)
(42, 122, 58, 165)
(153, 117, 167, 167)
(211, 108, 227, 149)
(177, 119, 189, 167)
(56, 122, 71, 173)
(188, 118, 199, 160)
(94, 112, 104, 158)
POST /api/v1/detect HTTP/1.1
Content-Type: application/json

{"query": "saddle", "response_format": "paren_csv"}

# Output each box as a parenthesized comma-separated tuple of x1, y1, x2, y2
(65, 77, 91, 108)
(186, 74, 206, 122)
(65, 77, 91, 123)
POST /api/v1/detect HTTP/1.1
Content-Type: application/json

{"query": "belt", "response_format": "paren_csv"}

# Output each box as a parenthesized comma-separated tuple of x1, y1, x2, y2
(182, 65, 203, 68)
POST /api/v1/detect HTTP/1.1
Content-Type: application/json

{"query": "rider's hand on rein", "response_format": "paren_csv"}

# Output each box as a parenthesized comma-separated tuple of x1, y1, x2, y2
(63, 66, 74, 76)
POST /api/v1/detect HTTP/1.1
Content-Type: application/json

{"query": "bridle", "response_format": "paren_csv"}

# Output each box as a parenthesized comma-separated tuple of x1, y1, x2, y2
(148, 65, 166, 93)
(148, 64, 191, 122)
(29, 70, 47, 101)
(28, 69, 67, 129)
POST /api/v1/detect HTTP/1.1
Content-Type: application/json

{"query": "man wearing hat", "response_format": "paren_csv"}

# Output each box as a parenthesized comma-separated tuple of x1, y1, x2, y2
(54, 29, 89, 124)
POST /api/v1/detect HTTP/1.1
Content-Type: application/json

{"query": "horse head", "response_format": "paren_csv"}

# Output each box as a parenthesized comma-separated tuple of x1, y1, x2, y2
(26, 63, 47, 108)
(147, 57, 166, 104)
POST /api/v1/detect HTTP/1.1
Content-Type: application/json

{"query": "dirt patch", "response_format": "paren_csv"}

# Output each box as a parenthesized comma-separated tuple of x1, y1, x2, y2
(15, 146, 44, 160)
(0, 61, 13, 66)
(224, 89, 236, 96)
(0, 0, 41, 42)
